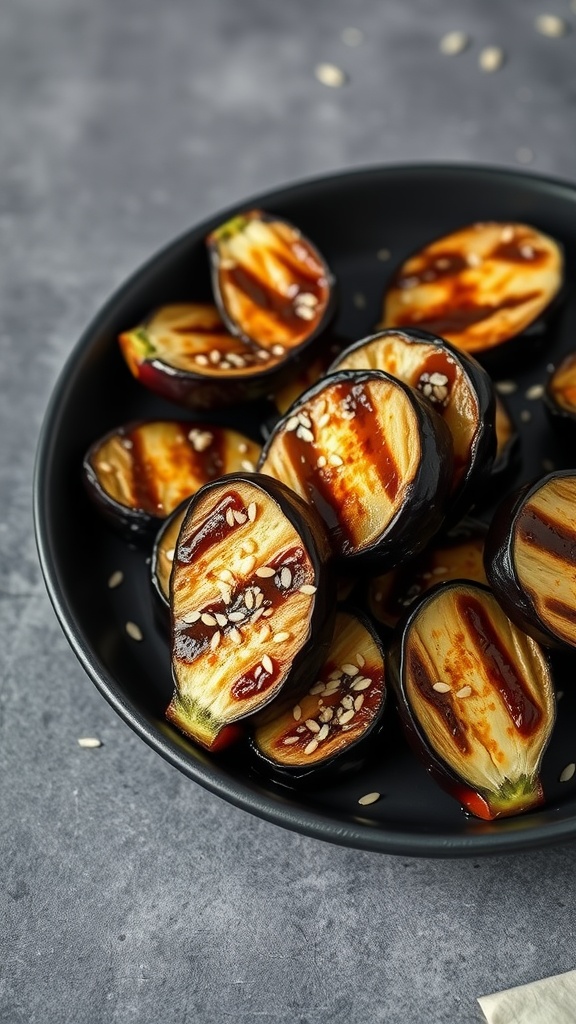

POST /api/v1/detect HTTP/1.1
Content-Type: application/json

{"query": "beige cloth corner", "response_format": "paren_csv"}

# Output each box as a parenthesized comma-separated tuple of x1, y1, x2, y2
(478, 969, 576, 1024)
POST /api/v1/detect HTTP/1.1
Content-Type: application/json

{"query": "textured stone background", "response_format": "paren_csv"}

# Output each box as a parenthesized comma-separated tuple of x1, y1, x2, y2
(2, 0, 576, 1021)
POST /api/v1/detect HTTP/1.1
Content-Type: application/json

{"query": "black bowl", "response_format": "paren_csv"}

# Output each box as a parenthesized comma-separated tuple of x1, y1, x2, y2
(34, 163, 576, 857)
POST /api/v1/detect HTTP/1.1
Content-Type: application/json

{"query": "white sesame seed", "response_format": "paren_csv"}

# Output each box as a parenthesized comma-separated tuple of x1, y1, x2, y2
(247, 502, 257, 522)
(439, 30, 469, 56)
(340, 709, 355, 725)
(298, 411, 312, 428)
(297, 426, 315, 443)
(241, 460, 256, 472)
(559, 763, 576, 783)
(285, 416, 300, 432)
(314, 62, 347, 87)
(165, 548, 175, 563)
(329, 453, 343, 467)
(228, 611, 244, 623)
(295, 305, 315, 321)
(233, 510, 247, 525)
(341, 695, 354, 710)
(354, 694, 364, 711)
(188, 428, 213, 452)
(433, 682, 451, 693)
(280, 567, 292, 589)
(201, 613, 217, 626)
(263, 609, 273, 617)
(226, 508, 235, 527)
(182, 610, 201, 624)
(271, 344, 285, 357)
(319, 708, 334, 723)
(258, 624, 271, 642)
(215, 613, 228, 628)
(341, 26, 363, 46)
(293, 704, 302, 721)
(229, 628, 242, 644)
(255, 591, 264, 608)
(240, 555, 256, 574)
(309, 682, 325, 695)
(210, 631, 221, 651)
(125, 621, 143, 641)
(227, 352, 246, 368)
(456, 686, 472, 698)
(356, 653, 365, 667)
(352, 678, 371, 692)
(272, 631, 290, 643)
(219, 569, 234, 582)
(219, 584, 232, 605)
(209, 349, 221, 364)
(520, 410, 531, 423)
(353, 292, 366, 309)
(262, 654, 273, 674)
(304, 738, 319, 755)
(77, 737, 102, 748)
(299, 584, 317, 595)
(238, 442, 248, 453)
(535, 14, 567, 37)
(495, 380, 517, 395)
(377, 248, 391, 261)
(317, 724, 330, 742)
(317, 455, 327, 469)
(107, 570, 124, 589)
(283, 736, 299, 745)
(245, 590, 254, 610)
(479, 46, 505, 72)
(316, 412, 330, 429)
(256, 565, 276, 578)
(526, 383, 544, 400)
(297, 292, 319, 306)
(341, 663, 359, 676)
(306, 719, 320, 733)
(358, 792, 380, 806)
(195, 354, 209, 367)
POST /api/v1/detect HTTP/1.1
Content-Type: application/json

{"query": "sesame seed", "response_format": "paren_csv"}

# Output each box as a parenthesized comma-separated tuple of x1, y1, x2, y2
(298, 411, 312, 428)
(210, 631, 221, 651)
(339, 709, 355, 725)
(314, 62, 347, 87)
(316, 412, 330, 429)
(356, 653, 365, 667)
(341, 663, 359, 676)
(258, 624, 271, 641)
(238, 442, 248, 453)
(280, 568, 292, 589)
(525, 383, 544, 400)
(228, 611, 244, 623)
(229, 628, 242, 644)
(241, 460, 256, 472)
(243, 538, 257, 554)
(306, 719, 320, 733)
(77, 737, 102, 749)
(520, 410, 531, 423)
(219, 569, 234, 582)
(329, 453, 343, 467)
(273, 631, 290, 643)
(297, 292, 319, 306)
(295, 305, 315, 320)
(107, 570, 124, 589)
(240, 555, 256, 574)
(317, 455, 327, 469)
(285, 416, 300, 432)
(341, 695, 354, 710)
(233, 510, 247, 525)
(247, 502, 257, 522)
(319, 708, 334, 723)
(255, 591, 264, 608)
(304, 738, 319, 755)
(495, 380, 517, 395)
(226, 508, 235, 527)
(317, 724, 330, 742)
(309, 682, 325, 695)
(341, 26, 363, 46)
(283, 736, 299, 745)
(219, 584, 232, 605)
(520, 244, 535, 260)
(535, 14, 567, 37)
(433, 682, 451, 693)
(439, 30, 469, 55)
(263, 608, 273, 617)
(559, 763, 576, 783)
(182, 610, 201, 624)
(245, 590, 254, 610)
(99, 461, 112, 472)
(352, 678, 371, 691)
(354, 694, 364, 711)
(542, 458, 555, 472)
(456, 685, 472, 698)
(299, 584, 317, 595)
(195, 354, 209, 367)
(262, 654, 273, 674)
(376, 248, 391, 261)
(297, 426, 315, 443)
(209, 349, 221, 364)
(358, 792, 380, 806)
(188, 428, 213, 452)
(353, 292, 366, 309)
(271, 344, 285, 357)
(125, 621, 143, 641)
(227, 353, 246, 368)
(256, 565, 276, 578)
(201, 613, 217, 626)
(215, 613, 228, 628)
(165, 548, 175, 563)
(478, 46, 505, 72)
(293, 704, 302, 721)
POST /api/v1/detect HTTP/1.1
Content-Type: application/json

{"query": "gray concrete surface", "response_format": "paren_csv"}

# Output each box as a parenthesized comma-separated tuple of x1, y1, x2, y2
(2, 0, 576, 1021)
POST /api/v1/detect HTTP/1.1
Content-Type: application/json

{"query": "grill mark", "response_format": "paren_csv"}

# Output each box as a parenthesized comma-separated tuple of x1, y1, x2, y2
(516, 506, 576, 565)
(222, 258, 325, 341)
(544, 597, 576, 626)
(395, 252, 469, 288)
(456, 594, 542, 737)
(491, 240, 547, 265)
(394, 291, 542, 337)
(179, 491, 242, 564)
(407, 646, 470, 755)
(127, 427, 162, 515)
(347, 382, 401, 503)
(279, 425, 354, 551)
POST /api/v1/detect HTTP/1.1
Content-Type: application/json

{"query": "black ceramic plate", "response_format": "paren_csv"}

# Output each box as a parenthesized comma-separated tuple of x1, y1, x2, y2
(34, 164, 576, 857)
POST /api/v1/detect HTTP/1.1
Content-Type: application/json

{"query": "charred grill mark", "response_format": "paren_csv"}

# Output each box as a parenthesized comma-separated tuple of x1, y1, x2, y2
(456, 594, 542, 736)
(490, 240, 547, 265)
(407, 647, 470, 754)
(280, 426, 354, 549)
(543, 597, 576, 625)
(516, 506, 576, 565)
(127, 428, 161, 514)
(394, 291, 542, 336)
(395, 251, 469, 288)
(346, 382, 401, 503)
(179, 491, 242, 564)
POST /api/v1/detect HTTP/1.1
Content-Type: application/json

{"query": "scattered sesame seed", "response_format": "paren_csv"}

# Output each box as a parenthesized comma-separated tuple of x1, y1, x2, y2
(165, 548, 175, 563)
(77, 737, 102, 749)
(219, 584, 232, 605)
(226, 508, 235, 527)
(520, 409, 532, 423)
(262, 654, 274, 674)
(342, 663, 359, 676)
(209, 349, 221, 364)
(201, 613, 217, 626)
(339, 709, 355, 725)
(280, 567, 292, 589)
(241, 555, 257, 574)
(241, 460, 256, 472)
(353, 292, 366, 309)
(319, 708, 334, 723)
(210, 630, 221, 651)
(329, 453, 343, 467)
(215, 613, 228, 628)
(352, 678, 371, 691)
(245, 590, 255, 610)
(304, 738, 319, 755)
(314, 62, 347, 87)
(227, 611, 244, 623)
(247, 502, 257, 522)
(273, 631, 290, 643)
(456, 685, 472, 698)
(263, 608, 274, 617)
(107, 570, 124, 589)
(467, 252, 482, 268)
(299, 584, 317, 595)
(272, 344, 286, 356)
(258, 624, 271, 642)
(559, 763, 576, 783)
(286, 416, 300, 432)
(297, 426, 315, 443)
(356, 653, 365, 667)
(295, 305, 315, 321)
(317, 724, 330, 741)
(125, 621, 143, 641)
(316, 412, 331, 429)
(238, 442, 248, 454)
(358, 792, 381, 806)
(433, 681, 451, 693)
(255, 591, 264, 608)
(439, 30, 470, 55)
(283, 736, 299, 745)
(293, 704, 302, 721)
(495, 380, 518, 395)
(306, 719, 320, 733)
(354, 694, 364, 711)
(526, 383, 544, 400)
(376, 248, 391, 261)
(516, 146, 534, 165)
(219, 569, 234, 583)
(478, 46, 505, 72)
(195, 354, 209, 367)
(309, 682, 325, 695)
(341, 694, 354, 710)
(542, 458, 555, 472)
(229, 627, 242, 644)
(535, 14, 567, 37)
(256, 565, 276, 578)
(341, 26, 364, 46)
(233, 510, 247, 525)
(317, 455, 327, 469)
(188, 428, 213, 452)
(182, 610, 201, 624)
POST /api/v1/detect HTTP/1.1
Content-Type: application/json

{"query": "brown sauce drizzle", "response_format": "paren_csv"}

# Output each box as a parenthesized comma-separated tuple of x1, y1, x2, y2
(407, 647, 470, 755)
(543, 597, 576, 626)
(221, 252, 326, 342)
(178, 491, 243, 564)
(517, 506, 576, 564)
(395, 291, 541, 337)
(126, 428, 161, 514)
(231, 662, 278, 701)
(412, 350, 458, 397)
(490, 240, 546, 265)
(456, 594, 542, 736)
(395, 252, 469, 288)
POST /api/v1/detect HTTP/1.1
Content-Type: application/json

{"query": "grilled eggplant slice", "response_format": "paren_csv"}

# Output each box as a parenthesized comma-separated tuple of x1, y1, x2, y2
(389, 581, 555, 820)
(83, 420, 261, 539)
(167, 474, 334, 751)
(382, 223, 563, 366)
(252, 610, 386, 782)
(545, 351, 576, 433)
(491, 394, 520, 484)
(368, 520, 487, 630)
(151, 500, 188, 613)
(485, 471, 576, 651)
(272, 335, 348, 415)
(119, 303, 310, 409)
(329, 328, 496, 520)
(258, 370, 454, 568)
(207, 209, 335, 355)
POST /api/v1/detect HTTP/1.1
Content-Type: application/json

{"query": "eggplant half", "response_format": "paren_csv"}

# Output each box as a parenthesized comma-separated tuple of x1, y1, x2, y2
(207, 209, 335, 357)
(167, 473, 334, 751)
(329, 328, 496, 521)
(381, 222, 564, 368)
(491, 394, 520, 485)
(368, 520, 487, 631)
(388, 581, 555, 820)
(119, 303, 313, 410)
(258, 369, 454, 569)
(272, 334, 348, 415)
(485, 470, 576, 651)
(545, 351, 576, 434)
(151, 499, 188, 615)
(83, 420, 261, 540)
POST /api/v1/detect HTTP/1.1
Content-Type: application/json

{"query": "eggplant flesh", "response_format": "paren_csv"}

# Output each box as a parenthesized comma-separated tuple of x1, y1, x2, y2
(252, 610, 385, 779)
(382, 222, 563, 359)
(546, 351, 576, 425)
(485, 472, 576, 651)
(168, 474, 333, 750)
(390, 582, 555, 820)
(208, 209, 334, 352)
(83, 420, 261, 537)
(151, 502, 188, 610)
(259, 370, 454, 567)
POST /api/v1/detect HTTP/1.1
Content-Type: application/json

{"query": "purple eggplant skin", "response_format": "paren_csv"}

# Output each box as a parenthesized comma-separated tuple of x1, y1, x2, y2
(484, 470, 576, 651)
(249, 607, 387, 787)
(258, 369, 455, 573)
(328, 327, 497, 526)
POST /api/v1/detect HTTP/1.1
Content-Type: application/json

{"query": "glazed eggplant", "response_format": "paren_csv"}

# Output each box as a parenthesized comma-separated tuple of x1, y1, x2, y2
(545, 351, 576, 434)
(491, 394, 520, 485)
(329, 328, 496, 520)
(381, 222, 564, 367)
(119, 303, 308, 409)
(251, 609, 386, 782)
(389, 581, 555, 820)
(485, 471, 576, 651)
(83, 420, 261, 539)
(272, 335, 347, 415)
(208, 210, 335, 358)
(167, 473, 334, 751)
(258, 369, 454, 569)
(368, 520, 487, 630)
(151, 500, 188, 613)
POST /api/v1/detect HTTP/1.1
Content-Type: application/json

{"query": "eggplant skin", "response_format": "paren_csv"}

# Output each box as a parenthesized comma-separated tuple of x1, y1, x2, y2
(484, 471, 576, 651)
(387, 581, 555, 820)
